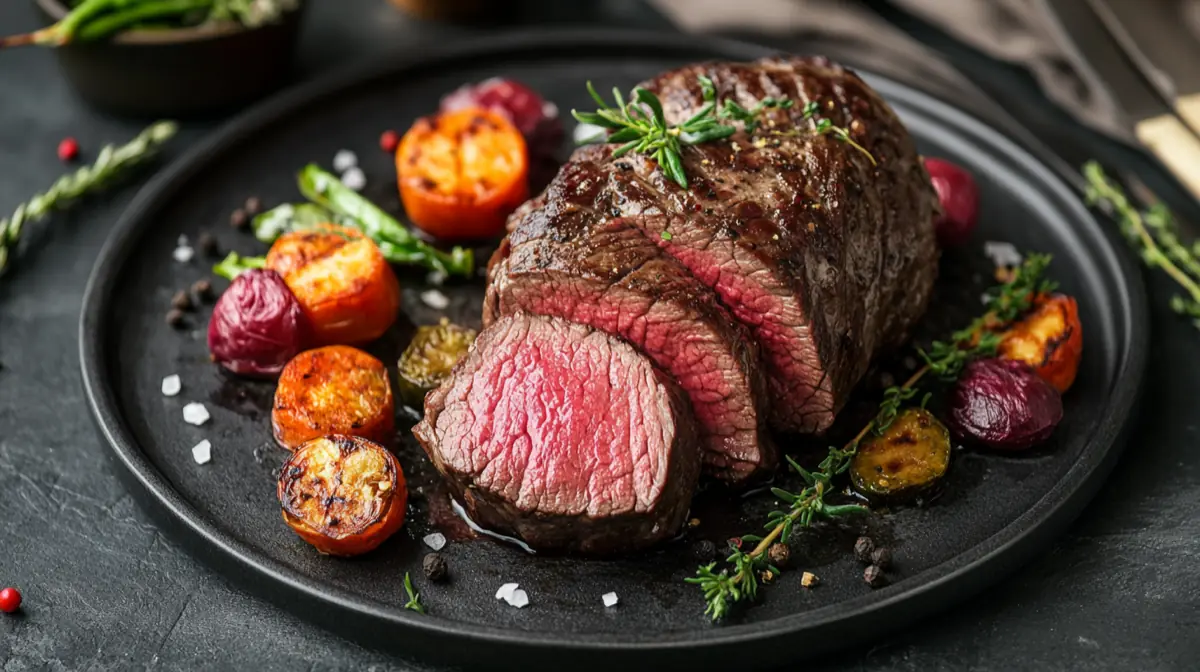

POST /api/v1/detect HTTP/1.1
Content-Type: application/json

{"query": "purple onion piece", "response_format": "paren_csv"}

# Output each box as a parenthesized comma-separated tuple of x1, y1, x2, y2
(207, 269, 309, 378)
(948, 358, 1063, 451)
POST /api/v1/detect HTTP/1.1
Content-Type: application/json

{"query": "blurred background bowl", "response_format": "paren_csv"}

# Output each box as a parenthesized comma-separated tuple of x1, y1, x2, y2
(34, 0, 306, 119)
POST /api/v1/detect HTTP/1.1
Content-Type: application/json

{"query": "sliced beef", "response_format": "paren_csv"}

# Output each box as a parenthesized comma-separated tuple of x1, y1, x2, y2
(593, 56, 939, 432)
(413, 314, 699, 554)
(485, 157, 775, 482)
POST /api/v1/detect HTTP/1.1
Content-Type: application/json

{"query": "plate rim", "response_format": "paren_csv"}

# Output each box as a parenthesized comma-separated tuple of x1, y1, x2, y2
(78, 28, 1149, 661)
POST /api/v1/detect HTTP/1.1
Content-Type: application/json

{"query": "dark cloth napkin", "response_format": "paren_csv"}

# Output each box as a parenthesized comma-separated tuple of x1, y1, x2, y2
(647, 0, 1200, 145)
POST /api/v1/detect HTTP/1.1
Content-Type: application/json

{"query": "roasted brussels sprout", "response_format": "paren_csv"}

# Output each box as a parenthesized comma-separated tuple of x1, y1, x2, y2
(998, 293, 1083, 393)
(397, 319, 477, 407)
(207, 268, 309, 378)
(277, 435, 407, 557)
(851, 407, 951, 501)
(949, 358, 1063, 450)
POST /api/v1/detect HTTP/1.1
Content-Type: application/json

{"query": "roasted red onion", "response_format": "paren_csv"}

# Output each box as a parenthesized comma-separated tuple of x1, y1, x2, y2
(948, 358, 1063, 450)
(924, 157, 979, 247)
(207, 269, 308, 378)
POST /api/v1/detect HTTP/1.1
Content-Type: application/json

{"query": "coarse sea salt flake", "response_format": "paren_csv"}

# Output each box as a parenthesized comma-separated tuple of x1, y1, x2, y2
(191, 439, 211, 465)
(341, 167, 366, 191)
(983, 241, 1022, 268)
(173, 246, 195, 263)
(182, 402, 210, 426)
(495, 583, 519, 601)
(177, 234, 189, 246)
(508, 589, 529, 608)
(420, 290, 449, 310)
(602, 592, 619, 607)
(423, 533, 446, 551)
(333, 149, 358, 172)
(161, 374, 181, 397)
(573, 122, 605, 144)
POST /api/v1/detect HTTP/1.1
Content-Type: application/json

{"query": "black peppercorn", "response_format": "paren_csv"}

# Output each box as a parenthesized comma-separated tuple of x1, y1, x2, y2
(171, 290, 193, 311)
(197, 232, 219, 257)
(691, 539, 717, 562)
(864, 565, 887, 588)
(853, 536, 875, 564)
(767, 542, 790, 568)
(191, 279, 214, 302)
(871, 547, 893, 570)
(230, 208, 248, 229)
(244, 196, 262, 215)
(166, 308, 186, 328)
(423, 552, 448, 582)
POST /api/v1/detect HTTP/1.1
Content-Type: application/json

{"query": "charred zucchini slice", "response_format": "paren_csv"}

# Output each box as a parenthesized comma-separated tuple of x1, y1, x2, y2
(851, 408, 951, 501)
(397, 318, 477, 407)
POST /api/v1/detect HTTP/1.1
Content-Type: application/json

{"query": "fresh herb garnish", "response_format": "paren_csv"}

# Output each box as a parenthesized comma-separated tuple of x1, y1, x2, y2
(0, 120, 178, 278)
(1083, 161, 1200, 329)
(688, 254, 1053, 621)
(403, 572, 426, 614)
(572, 75, 872, 189)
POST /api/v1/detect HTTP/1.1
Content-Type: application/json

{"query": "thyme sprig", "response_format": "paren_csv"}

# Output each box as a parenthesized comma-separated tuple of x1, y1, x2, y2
(689, 254, 1053, 621)
(572, 76, 872, 189)
(1083, 161, 1200, 329)
(403, 572, 425, 614)
(0, 120, 178, 278)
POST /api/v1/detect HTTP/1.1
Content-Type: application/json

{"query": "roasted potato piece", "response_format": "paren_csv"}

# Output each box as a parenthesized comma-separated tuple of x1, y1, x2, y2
(278, 435, 407, 556)
(273, 346, 395, 450)
(851, 408, 951, 501)
(396, 318, 477, 407)
(266, 224, 402, 346)
(998, 293, 1082, 393)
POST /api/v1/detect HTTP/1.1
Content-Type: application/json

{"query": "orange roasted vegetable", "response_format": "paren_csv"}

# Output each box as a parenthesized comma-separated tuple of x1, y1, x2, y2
(397, 107, 529, 241)
(266, 224, 401, 345)
(278, 435, 407, 556)
(998, 293, 1082, 392)
(272, 346, 395, 451)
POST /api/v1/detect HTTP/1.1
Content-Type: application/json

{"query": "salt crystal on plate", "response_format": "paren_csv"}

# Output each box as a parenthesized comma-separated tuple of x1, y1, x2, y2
(341, 167, 366, 192)
(602, 592, 619, 607)
(161, 374, 181, 397)
(983, 241, 1022, 269)
(426, 271, 447, 287)
(173, 246, 195, 263)
(508, 589, 529, 608)
(420, 289, 449, 310)
(495, 583, 519, 602)
(182, 402, 210, 426)
(191, 439, 212, 465)
(333, 149, 358, 172)
(423, 533, 446, 551)
(177, 234, 189, 246)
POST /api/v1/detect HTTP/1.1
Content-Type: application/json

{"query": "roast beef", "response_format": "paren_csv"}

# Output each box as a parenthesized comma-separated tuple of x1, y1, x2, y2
(484, 157, 775, 482)
(413, 314, 700, 554)
(554, 56, 939, 432)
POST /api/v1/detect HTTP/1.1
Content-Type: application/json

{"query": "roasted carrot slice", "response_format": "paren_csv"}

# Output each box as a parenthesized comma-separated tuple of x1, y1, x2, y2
(998, 293, 1083, 393)
(266, 224, 401, 346)
(272, 345, 395, 451)
(397, 107, 529, 241)
(278, 435, 407, 556)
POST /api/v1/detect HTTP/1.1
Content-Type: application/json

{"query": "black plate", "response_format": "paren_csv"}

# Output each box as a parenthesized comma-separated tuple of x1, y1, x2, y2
(79, 31, 1147, 671)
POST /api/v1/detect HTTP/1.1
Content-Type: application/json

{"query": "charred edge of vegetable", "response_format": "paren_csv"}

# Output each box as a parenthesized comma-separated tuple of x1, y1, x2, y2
(850, 407, 952, 503)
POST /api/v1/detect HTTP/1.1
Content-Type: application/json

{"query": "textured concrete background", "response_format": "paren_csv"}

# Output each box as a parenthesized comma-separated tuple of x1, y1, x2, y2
(1, 1, 1198, 670)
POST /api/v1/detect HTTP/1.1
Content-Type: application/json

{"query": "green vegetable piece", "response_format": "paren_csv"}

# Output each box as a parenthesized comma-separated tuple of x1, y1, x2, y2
(850, 407, 951, 502)
(397, 319, 477, 407)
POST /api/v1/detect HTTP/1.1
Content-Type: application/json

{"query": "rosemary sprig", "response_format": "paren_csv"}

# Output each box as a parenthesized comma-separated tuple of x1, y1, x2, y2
(688, 254, 1053, 621)
(403, 572, 425, 614)
(0, 120, 178, 277)
(572, 76, 871, 189)
(1083, 161, 1200, 329)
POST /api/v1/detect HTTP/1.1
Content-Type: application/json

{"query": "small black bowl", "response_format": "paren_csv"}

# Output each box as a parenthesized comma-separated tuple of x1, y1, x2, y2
(34, 0, 306, 119)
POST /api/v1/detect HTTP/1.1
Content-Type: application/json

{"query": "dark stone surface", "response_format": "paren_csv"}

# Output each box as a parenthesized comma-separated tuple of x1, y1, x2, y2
(0, 1, 1197, 670)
